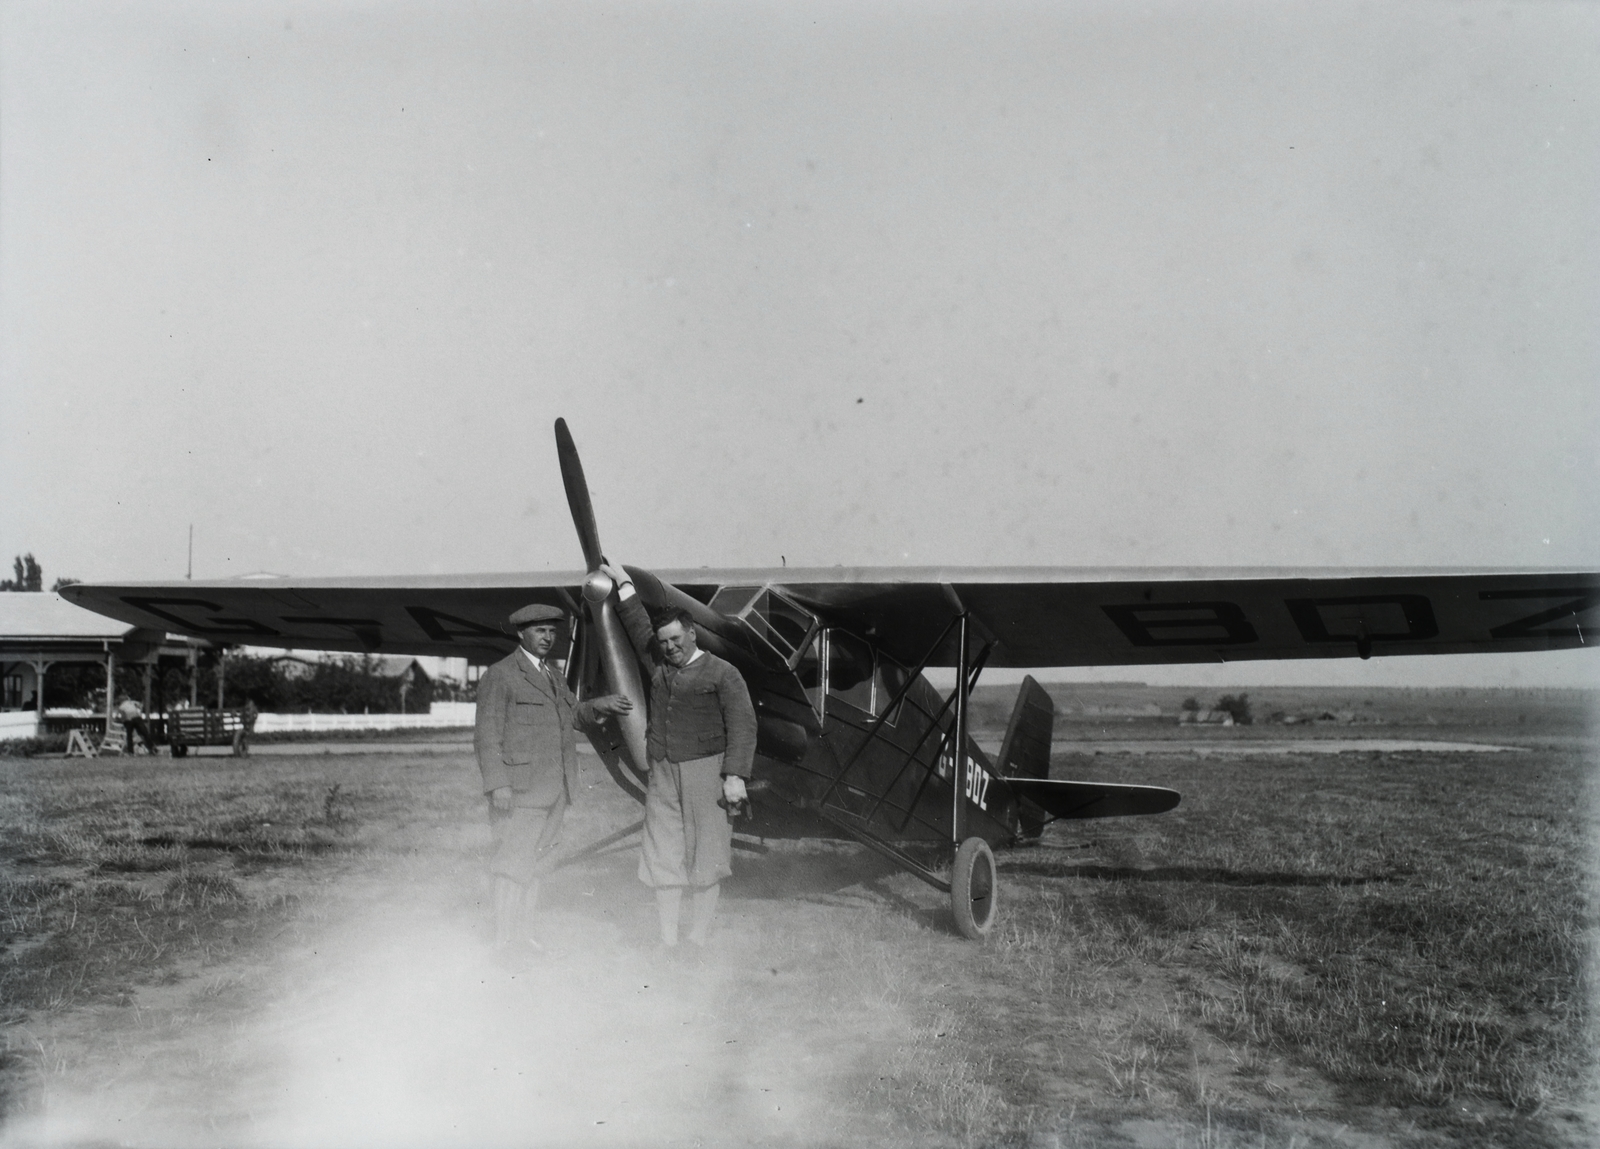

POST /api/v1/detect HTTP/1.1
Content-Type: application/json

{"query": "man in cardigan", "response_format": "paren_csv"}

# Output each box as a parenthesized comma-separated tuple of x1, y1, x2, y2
(600, 563, 758, 949)
(475, 603, 632, 958)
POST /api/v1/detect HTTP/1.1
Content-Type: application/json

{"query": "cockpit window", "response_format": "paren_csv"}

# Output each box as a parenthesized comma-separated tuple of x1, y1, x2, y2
(824, 629, 905, 724)
(827, 630, 875, 712)
(709, 584, 819, 671)
(708, 585, 761, 618)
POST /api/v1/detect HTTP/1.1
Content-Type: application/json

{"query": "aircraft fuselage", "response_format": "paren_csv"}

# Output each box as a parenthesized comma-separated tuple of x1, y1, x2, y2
(612, 567, 1023, 850)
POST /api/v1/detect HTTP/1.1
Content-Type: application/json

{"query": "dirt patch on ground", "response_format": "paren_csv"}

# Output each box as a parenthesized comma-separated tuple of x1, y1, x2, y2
(5, 846, 989, 1148)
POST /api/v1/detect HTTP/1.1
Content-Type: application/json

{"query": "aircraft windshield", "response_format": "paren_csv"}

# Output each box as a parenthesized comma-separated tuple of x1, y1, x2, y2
(710, 585, 819, 671)
(707, 585, 761, 618)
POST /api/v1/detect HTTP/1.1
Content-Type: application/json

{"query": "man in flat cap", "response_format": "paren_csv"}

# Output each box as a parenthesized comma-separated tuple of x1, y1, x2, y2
(475, 602, 632, 958)
(600, 563, 757, 950)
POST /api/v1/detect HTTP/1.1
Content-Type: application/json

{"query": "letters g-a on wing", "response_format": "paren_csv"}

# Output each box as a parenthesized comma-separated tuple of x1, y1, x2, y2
(119, 597, 510, 645)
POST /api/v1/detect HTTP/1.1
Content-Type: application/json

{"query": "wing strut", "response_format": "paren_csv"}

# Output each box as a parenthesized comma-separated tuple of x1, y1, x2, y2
(818, 612, 967, 810)
(555, 819, 645, 869)
(889, 640, 991, 834)
(807, 804, 952, 894)
(952, 613, 970, 850)
(805, 611, 994, 897)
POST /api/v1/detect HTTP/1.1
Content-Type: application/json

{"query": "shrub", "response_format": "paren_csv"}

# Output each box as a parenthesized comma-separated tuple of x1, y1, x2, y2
(1216, 693, 1253, 725)
(0, 735, 69, 758)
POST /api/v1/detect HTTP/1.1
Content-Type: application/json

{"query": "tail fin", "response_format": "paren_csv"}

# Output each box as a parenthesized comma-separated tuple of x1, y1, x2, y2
(997, 676, 1054, 781)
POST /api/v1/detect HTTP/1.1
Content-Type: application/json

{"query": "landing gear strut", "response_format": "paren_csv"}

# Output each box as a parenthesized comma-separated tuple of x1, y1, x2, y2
(948, 614, 997, 940)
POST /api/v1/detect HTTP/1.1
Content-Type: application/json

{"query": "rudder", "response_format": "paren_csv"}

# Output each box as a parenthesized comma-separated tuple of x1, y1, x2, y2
(997, 675, 1054, 781)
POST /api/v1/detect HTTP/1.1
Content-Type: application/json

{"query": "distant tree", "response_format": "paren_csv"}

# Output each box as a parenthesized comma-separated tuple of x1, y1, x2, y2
(199, 652, 407, 713)
(214, 653, 295, 711)
(1216, 693, 1253, 726)
(294, 655, 406, 713)
(1180, 696, 1200, 713)
(51, 576, 81, 592)
(1, 554, 43, 592)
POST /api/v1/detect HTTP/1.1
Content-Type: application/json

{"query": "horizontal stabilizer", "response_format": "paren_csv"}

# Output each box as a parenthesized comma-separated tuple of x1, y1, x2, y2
(1007, 777, 1180, 821)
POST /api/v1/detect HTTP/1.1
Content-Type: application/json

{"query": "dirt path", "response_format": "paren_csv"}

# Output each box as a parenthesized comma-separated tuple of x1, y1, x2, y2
(4, 843, 967, 1149)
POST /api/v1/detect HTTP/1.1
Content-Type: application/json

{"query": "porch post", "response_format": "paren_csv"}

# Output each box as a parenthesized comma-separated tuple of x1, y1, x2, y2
(104, 646, 116, 730)
(29, 659, 50, 738)
(29, 659, 49, 707)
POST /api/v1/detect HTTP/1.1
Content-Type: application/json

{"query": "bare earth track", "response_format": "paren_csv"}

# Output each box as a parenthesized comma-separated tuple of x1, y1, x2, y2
(1, 687, 1595, 1148)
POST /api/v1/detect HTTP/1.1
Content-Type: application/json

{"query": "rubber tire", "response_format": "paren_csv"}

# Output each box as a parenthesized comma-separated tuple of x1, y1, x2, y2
(951, 837, 998, 939)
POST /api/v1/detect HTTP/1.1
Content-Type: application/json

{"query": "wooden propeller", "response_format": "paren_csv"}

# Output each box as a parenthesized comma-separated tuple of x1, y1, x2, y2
(553, 419, 650, 783)
(555, 417, 604, 573)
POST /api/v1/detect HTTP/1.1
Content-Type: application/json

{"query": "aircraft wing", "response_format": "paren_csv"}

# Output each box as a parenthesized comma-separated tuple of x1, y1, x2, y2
(61, 565, 1598, 668)
(58, 572, 597, 662)
(760, 565, 1599, 668)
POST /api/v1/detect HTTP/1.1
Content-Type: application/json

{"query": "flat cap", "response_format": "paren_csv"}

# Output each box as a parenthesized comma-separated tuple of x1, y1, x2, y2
(508, 603, 567, 628)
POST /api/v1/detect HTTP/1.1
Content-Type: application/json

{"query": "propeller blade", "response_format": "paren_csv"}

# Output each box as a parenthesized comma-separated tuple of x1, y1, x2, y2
(555, 418, 604, 572)
(586, 582, 651, 786)
(556, 419, 652, 779)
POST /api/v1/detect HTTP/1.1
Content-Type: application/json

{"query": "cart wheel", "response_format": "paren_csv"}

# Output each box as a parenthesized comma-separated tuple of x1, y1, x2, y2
(951, 837, 997, 939)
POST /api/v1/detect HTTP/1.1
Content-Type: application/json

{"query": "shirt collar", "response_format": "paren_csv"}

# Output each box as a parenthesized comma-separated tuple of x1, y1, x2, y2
(519, 646, 546, 672)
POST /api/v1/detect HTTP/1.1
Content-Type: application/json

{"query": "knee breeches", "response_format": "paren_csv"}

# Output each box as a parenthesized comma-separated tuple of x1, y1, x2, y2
(638, 755, 731, 888)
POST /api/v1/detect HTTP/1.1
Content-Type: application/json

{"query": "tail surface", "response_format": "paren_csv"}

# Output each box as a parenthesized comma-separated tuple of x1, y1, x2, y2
(997, 675, 1054, 781)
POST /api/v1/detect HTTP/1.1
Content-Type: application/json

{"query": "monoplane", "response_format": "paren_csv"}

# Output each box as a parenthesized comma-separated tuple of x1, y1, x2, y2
(63, 421, 1599, 937)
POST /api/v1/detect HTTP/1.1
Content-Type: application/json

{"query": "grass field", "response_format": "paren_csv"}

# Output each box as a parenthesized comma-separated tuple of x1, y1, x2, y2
(1, 688, 1595, 1147)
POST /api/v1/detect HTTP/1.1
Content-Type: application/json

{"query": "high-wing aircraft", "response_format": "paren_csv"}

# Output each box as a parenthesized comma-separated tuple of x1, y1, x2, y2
(62, 420, 1599, 937)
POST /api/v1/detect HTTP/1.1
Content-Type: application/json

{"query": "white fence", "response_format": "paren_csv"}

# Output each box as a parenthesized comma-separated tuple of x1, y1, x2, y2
(1, 703, 479, 741)
(253, 701, 476, 733)
(0, 711, 40, 741)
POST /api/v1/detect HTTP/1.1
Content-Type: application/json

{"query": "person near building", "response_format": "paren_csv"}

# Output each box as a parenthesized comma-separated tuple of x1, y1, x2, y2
(115, 695, 156, 753)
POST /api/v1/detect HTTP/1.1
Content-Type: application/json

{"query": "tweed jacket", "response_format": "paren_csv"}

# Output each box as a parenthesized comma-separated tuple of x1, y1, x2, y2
(618, 594, 758, 777)
(474, 649, 603, 806)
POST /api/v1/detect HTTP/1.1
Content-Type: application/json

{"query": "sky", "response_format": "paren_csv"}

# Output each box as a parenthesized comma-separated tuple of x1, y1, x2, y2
(2, 0, 1596, 687)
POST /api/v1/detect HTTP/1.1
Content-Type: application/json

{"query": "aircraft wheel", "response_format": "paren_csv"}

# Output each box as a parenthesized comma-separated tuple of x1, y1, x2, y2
(950, 837, 997, 939)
